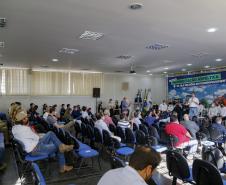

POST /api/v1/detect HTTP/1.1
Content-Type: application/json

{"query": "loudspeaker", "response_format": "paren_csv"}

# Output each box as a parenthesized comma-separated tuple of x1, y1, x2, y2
(93, 88, 100, 98)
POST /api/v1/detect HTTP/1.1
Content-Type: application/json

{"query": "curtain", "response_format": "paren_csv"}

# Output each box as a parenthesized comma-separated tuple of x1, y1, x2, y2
(83, 73, 103, 96)
(32, 71, 69, 95)
(70, 72, 84, 95)
(5, 69, 29, 95)
(0, 69, 3, 94)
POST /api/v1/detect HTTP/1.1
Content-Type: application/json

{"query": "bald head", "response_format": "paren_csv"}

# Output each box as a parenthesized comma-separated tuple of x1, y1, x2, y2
(183, 114, 189, 121)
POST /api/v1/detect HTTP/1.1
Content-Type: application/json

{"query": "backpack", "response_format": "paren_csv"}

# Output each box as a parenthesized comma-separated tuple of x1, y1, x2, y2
(202, 145, 224, 169)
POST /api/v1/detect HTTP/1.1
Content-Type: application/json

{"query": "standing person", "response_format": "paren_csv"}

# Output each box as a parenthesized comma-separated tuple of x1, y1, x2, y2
(173, 102, 183, 122)
(107, 99, 115, 117)
(12, 111, 74, 173)
(159, 100, 168, 112)
(188, 92, 199, 119)
(121, 97, 130, 116)
(98, 146, 161, 185)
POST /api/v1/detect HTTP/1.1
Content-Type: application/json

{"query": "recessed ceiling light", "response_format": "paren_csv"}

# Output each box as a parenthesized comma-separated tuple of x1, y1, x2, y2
(215, 58, 223, 62)
(52, 59, 59, 62)
(146, 43, 169, 50)
(79, 30, 104, 40)
(59, 48, 79, 54)
(129, 3, 143, 10)
(163, 71, 168, 74)
(207, 28, 218, 33)
(187, 63, 192, 66)
(181, 68, 187, 72)
(204, 65, 210, 68)
(146, 70, 150, 73)
(164, 67, 169, 70)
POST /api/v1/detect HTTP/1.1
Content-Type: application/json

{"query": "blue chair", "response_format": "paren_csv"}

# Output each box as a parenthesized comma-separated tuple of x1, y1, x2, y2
(102, 130, 134, 161)
(166, 150, 194, 185)
(192, 159, 226, 185)
(31, 163, 46, 185)
(12, 139, 50, 178)
(0, 133, 5, 165)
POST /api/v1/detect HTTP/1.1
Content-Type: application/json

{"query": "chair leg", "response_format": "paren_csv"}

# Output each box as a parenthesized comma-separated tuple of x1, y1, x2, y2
(172, 177, 177, 185)
(77, 158, 84, 174)
(97, 156, 101, 170)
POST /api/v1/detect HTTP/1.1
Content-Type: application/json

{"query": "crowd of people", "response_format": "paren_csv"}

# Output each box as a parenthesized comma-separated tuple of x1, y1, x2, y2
(0, 93, 226, 184)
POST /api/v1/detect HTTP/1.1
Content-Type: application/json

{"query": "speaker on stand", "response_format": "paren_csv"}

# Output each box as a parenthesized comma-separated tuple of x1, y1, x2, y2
(93, 88, 100, 113)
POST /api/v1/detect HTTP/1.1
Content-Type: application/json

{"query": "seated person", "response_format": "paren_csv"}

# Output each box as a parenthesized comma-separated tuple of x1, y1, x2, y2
(211, 116, 226, 139)
(71, 105, 82, 120)
(181, 114, 200, 139)
(60, 104, 66, 119)
(117, 113, 131, 131)
(144, 109, 158, 127)
(43, 106, 49, 121)
(0, 119, 9, 145)
(132, 111, 142, 128)
(81, 106, 89, 119)
(12, 111, 74, 173)
(63, 108, 74, 123)
(98, 146, 161, 185)
(103, 109, 115, 127)
(165, 115, 198, 153)
(47, 107, 75, 136)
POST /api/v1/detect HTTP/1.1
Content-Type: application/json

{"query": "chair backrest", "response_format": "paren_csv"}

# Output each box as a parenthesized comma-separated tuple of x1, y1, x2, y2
(58, 128, 66, 143)
(148, 126, 160, 140)
(209, 126, 223, 141)
(94, 127, 103, 144)
(202, 146, 224, 169)
(125, 128, 135, 144)
(109, 124, 116, 135)
(133, 123, 138, 131)
(110, 156, 126, 169)
(74, 122, 81, 133)
(12, 139, 27, 162)
(135, 130, 146, 145)
(139, 124, 149, 136)
(116, 126, 125, 142)
(86, 124, 94, 140)
(102, 129, 113, 147)
(81, 122, 87, 137)
(192, 159, 224, 185)
(31, 163, 46, 185)
(166, 150, 191, 180)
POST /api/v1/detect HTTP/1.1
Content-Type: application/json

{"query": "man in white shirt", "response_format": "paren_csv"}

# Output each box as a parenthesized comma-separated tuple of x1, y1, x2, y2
(208, 103, 219, 119)
(220, 104, 226, 119)
(188, 92, 199, 119)
(12, 111, 74, 173)
(98, 146, 161, 185)
(159, 100, 168, 112)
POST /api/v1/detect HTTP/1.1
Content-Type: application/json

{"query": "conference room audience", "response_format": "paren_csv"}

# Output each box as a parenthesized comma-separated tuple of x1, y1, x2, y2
(60, 104, 66, 119)
(208, 103, 219, 120)
(132, 111, 142, 128)
(81, 106, 89, 119)
(47, 108, 76, 136)
(144, 110, 158, 127)
(103, 109, 115, 126)
(159, 100, 168, 112)
(181, 114, 200, 139)
(71, 105, 82, 120)
(117, 113, 131, 131)
(12, 111, 74, 173)
(165, 115, 198, 153)
(98, 146, 161, 185)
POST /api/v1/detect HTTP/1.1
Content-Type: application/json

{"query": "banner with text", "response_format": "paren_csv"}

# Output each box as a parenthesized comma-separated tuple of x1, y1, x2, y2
(168, 71, 226, 106)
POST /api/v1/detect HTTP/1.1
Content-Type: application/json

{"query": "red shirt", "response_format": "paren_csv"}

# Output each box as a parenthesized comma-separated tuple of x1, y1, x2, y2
(165, 122, 190, 146)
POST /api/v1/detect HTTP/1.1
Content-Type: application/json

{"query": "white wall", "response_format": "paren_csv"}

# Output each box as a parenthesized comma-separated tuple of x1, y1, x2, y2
(0, 73, 167, 114)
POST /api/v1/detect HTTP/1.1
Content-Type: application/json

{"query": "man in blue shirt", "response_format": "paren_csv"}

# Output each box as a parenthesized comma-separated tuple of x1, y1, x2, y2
(144, 110, 158, 127)
(211, 116, 226, 136)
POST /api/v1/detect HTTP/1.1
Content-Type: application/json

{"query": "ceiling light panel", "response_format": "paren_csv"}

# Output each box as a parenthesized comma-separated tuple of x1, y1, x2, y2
(146, 43, 169, 50)
(207, 28, 218, 33)
(79, 30, 104, 40)
(59, 48, 79, 54)
(215, 58, 223, 62)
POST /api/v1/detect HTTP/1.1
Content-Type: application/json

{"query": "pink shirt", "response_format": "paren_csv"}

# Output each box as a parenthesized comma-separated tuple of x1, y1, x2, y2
(104, 116, 114, 126)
